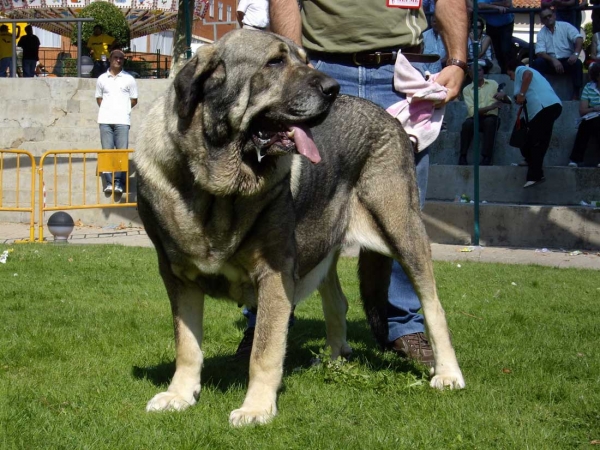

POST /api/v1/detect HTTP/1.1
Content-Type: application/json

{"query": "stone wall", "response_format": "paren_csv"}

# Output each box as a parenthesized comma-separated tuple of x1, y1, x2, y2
(0, 78, 171, 155)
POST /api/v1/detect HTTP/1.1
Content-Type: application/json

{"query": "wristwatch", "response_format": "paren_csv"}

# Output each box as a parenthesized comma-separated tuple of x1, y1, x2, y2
(446, 58, 468, 72)
(573, 51, 580, 56)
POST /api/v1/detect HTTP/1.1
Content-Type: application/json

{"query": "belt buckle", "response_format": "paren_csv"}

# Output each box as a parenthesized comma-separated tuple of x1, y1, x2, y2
(352, 51, 382, 66)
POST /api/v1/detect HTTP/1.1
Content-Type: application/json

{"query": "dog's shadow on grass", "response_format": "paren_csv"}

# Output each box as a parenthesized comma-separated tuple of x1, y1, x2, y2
(132, 317, 425, 392)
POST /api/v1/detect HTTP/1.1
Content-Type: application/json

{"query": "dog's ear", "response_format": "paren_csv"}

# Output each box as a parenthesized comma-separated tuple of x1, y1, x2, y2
(174, 45, 221, 119)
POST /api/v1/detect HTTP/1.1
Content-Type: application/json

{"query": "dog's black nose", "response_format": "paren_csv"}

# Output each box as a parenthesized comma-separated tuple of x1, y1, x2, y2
(320, 77, 340, 99)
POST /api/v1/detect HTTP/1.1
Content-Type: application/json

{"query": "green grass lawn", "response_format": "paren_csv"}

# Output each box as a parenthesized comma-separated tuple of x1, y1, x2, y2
(1, 245, 599, 449)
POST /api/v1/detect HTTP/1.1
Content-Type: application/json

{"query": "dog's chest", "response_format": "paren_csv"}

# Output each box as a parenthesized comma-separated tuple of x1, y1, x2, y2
(173, 256, 254, 304)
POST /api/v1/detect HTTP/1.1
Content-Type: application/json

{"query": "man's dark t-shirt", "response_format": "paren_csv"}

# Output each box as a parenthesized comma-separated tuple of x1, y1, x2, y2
(18, 34, 41, 61)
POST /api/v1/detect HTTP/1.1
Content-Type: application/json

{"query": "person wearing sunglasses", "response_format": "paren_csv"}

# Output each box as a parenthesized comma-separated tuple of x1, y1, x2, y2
(467, 17, 496, 74)
(531, 7, 583, 100)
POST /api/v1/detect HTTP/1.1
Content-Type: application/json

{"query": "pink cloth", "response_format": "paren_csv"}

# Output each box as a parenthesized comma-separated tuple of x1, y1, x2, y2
(386, 52, 447, 152)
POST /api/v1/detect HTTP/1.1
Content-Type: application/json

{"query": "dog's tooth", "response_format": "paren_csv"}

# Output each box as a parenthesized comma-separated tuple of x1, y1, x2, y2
(287, 129, 295, 139)
(256, 147, 265, 163)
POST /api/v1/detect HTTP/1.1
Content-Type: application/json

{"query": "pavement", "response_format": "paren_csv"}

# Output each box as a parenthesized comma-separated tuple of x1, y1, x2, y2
(1, 221, 599, 270)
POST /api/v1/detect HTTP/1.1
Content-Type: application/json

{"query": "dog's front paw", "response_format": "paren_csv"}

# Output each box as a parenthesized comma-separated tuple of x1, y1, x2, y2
(430, 369, 466, 390)
(328, 342, 353, 360)
(229, 405, 277, 427)
(146, 391, 196, 412)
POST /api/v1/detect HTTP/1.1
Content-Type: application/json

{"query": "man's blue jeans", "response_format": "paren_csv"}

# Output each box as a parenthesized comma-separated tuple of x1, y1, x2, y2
(0, 57, 12, 77)
(22, 59, 36, 78)
(92, 60, 109, 78)
(99, 123, 129, 187)
(311, 58, 429, 342)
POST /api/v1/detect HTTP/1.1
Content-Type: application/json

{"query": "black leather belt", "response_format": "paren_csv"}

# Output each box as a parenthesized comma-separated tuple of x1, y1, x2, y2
(309, 45, 440, 66)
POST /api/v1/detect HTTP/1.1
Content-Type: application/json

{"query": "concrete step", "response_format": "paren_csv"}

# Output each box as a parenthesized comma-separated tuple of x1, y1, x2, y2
(423, 200, 600, 250)
(427, 165, 600, 205)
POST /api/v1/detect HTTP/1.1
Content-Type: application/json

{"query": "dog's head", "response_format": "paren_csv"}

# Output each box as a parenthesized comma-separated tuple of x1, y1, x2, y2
(172, 29, 339, 195)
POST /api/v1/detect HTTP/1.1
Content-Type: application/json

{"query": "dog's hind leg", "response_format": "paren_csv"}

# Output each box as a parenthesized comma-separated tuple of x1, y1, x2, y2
(318, 253, 353, 359)
(229, 272, 294, 427)
(146, 267, 205, 412)
(358, 178, 465, 390)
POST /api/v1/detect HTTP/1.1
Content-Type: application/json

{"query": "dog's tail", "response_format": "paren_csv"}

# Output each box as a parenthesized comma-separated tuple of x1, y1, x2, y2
(358, 249, 393, 349)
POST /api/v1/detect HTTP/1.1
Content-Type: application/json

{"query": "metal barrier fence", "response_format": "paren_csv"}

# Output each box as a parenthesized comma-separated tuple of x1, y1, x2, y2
(0, 150, 36, 242)
(37, 149, 136, 242)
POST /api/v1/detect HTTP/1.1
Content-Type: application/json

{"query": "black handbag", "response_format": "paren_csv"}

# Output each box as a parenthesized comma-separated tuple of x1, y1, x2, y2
(509, 104, 529, 149)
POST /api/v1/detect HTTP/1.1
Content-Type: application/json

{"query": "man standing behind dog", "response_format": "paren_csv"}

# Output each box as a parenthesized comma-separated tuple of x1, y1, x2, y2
(95, 49, 138, 196)
(237, 0, 270, 31)
(17, 25, 40, 78)
(242, 0, 466, 366)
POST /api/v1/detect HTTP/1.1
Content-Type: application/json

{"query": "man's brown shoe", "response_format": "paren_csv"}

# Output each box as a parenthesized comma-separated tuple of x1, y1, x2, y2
(390, 332, 434, 367)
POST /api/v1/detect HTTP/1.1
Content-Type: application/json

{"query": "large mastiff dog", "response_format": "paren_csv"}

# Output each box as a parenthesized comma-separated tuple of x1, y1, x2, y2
(135, 29, 465, 426)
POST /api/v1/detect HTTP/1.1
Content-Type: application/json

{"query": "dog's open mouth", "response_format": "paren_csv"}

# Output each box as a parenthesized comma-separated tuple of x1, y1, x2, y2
(251, 125, 321, 164)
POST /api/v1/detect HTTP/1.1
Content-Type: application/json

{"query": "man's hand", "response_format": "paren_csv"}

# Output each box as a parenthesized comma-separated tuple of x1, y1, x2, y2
(552, 58, 564, 73)
(515, 93, 526, 105)
(494, 92, 512, 104)
(436, 65, 465, 103)
(567, 54, 578, 65)
(435, 0, 467, 101)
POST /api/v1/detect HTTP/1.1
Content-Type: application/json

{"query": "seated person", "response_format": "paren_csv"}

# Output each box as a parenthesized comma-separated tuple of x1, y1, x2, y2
(459, 65, 506, 165)
(568, 62, 600, 167)
(422, 16, 447, 74)
(541, 0, 580, 29)
(467, 17, 496, 74)
(531, 7, 583, 100)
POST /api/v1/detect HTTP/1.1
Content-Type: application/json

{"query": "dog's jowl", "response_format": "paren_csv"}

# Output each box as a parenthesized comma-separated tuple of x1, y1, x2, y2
(135, 29, 464, 427)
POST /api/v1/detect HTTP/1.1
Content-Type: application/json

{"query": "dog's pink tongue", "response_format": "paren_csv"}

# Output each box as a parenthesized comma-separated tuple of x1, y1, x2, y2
(290, 125, 321, 164)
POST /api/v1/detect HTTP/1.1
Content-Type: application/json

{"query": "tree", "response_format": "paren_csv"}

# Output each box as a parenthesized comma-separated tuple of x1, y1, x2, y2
(170, 0, 195, 77)
(70, 1, 131, 52)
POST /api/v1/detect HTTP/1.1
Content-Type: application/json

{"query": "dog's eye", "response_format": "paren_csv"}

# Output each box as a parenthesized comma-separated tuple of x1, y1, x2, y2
(267, 57, 285, 67)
